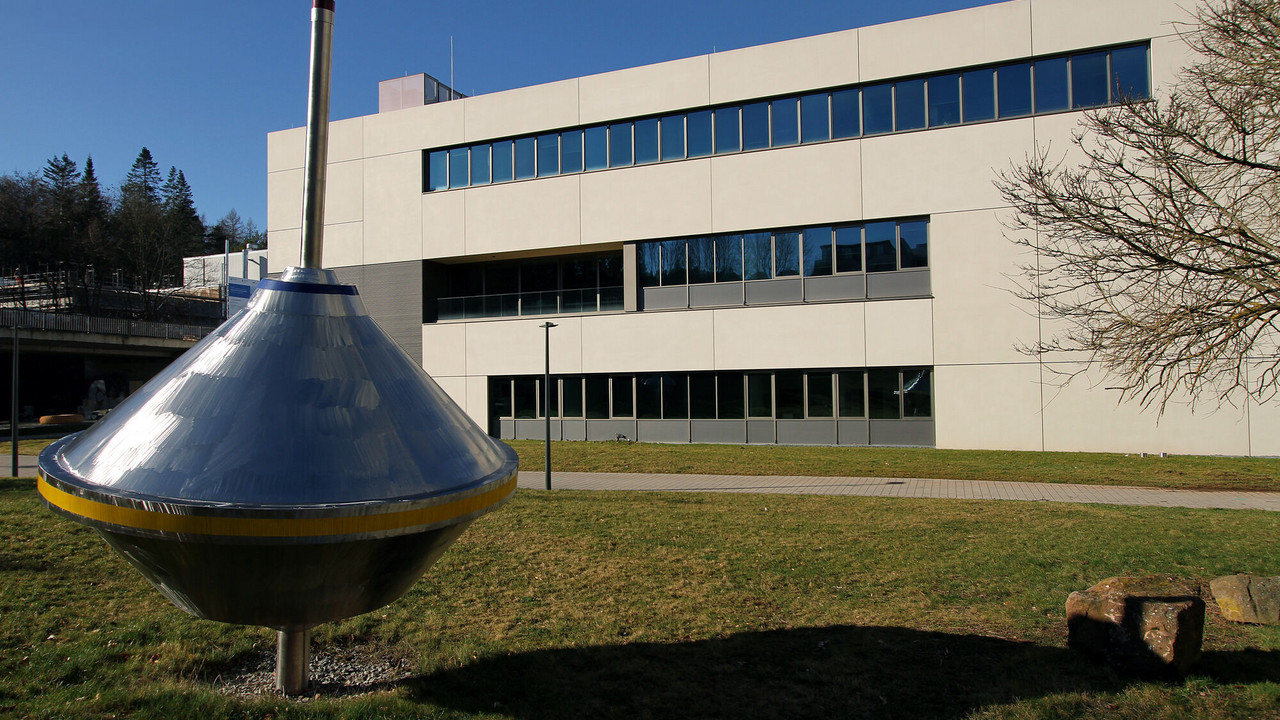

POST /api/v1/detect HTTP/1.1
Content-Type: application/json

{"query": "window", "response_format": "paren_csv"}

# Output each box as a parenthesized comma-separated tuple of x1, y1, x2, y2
(490, 378, 512, 418)
(634, 118, 660, 164)
(638, 243, 660, 288)
(742, 101, 770, 150)
(868, 369, 901, 419)
(744, 232, 773, 280)
(1110, 45, 1149, 101)
(807, 372, 834, 418)
(902, 368, 931, 417)
(771, 97, 799, 146)
(662, 374, 688, 419)
(661, 115, 686, 160)
(715, 235, 743, 282)
(514, 137, 536, 179)
(837, 371, 864, 418)
(962, 68, 995, 122)
(536, 134, 559, 177)
(899, 220, 928, 269)
(895, 78, 926, 131)
(714, 107, 740, 153)
(1071, 51, 1109, 108)
(690, 373, 716, 419)
(747, 374, 772, 417)
(928, 73, 961, 126)
(863, 83, 893, 135)
(1034, 57, 1069, 113)
(609, 122, 633, 167)
(660, 239, 687, 286)
(514, 377, 538, 419)
(835, 225, 862, 273)
(831, 88, 860, 138)
(427, 150, 448, 191)
(611, 376, 634, 417)
(687, 110, 713, 157)
(687, 237, 714, 284)
(585, 376, 610, 419)
(997, 62, 1033, 117)
(717, 372, 745, 419)
(562, 377, 583, 417)
(775, 372, 804, 419)
(774, 231, 800, 277)
(492, 140, 514, 182)
(803, 227, 833, 276)
(470, 144, 490, 185)
(560, 129, 584, 173)
(584, 126, 608, 171)
(865, 221, 897, 273)
(800, 92, 830, 143)
(636, 374, 661, 419)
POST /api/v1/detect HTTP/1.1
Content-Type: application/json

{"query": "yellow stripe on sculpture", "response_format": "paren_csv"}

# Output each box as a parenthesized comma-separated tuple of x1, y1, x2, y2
(37, 472, 516, 539)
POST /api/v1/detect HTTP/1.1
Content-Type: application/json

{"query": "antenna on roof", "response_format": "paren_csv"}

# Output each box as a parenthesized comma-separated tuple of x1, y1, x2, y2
(450, 35, 454, 93)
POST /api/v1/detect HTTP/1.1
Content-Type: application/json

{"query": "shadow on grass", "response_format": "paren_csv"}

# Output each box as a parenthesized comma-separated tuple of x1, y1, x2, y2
(405, 625, 1280, 720)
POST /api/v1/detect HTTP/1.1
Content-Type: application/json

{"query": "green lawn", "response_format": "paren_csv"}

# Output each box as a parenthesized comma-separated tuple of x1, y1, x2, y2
(2, 477, 1278, 719)
(511, 440, 1280, 492)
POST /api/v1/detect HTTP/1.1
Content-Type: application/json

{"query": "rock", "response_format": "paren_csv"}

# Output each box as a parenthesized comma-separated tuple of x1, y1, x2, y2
(1065, 575, 1205, 676)
(1210, 574, 1280, 625)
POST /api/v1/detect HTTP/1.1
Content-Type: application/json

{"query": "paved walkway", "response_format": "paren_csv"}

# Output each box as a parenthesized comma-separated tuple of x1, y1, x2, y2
(517, 471, 1280, 511)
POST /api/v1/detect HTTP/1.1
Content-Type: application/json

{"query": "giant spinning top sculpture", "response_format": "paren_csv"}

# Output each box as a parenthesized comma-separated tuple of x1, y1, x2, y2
(36, 0, 518, 695)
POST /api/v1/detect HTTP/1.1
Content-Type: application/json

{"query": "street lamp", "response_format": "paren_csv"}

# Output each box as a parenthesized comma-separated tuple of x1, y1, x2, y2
(541, 322, 557, 490)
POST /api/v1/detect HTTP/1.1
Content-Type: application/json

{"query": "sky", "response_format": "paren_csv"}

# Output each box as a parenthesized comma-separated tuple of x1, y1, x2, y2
(1, 0, 1004, 236)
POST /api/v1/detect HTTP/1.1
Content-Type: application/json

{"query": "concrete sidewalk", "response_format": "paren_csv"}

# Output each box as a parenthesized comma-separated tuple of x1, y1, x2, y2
(517, 471, 1280, 512)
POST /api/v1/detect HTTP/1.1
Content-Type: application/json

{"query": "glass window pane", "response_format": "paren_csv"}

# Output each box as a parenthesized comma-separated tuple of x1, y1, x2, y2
(634, 118, 659, 164)
(562, 257, 594, 290)
(537, 133, 559, 177)
(962, 68, 995, 122)
(636, 374, 661, 419)
(1110, 44, 1149, 101)
(469, 144, 490, 185)
(902, 368, 931, 418)
(560, 129, 583, 173)
(803, 226, 833, 276)
(899, 220, 928, 269)
(638, 242, 660, 287)
(687, 110, 713, 157)
(609, 122, 633, 167)
(514, 137, 536, 179)
(771, 97, 799, 147)
(490, 377, 512, 418)
(865, 221, 897, 273)
(660, 238, 687, 286)
(747, 374, 772, 418)
(1035, 57, 1069, 113)
(928, 73, 961, 127)
(612, 376, 633, 417)
(807, 372, 833, 418)
(492, 140, 514, 182)
(714, 107, 740, 153)
(835, 225, 862, 273)
(521, 260, 556, 293)
(832, 88, 860, 138)
(662, 374, 688, 419)
(774, 231, 800, 277)
(690, 373, 716, 419)
(584, 126, 608, 171)
(717, 372, 744, 419)
(868, 369, 900, 419)
(741, 101, 770, 151)
(448, 147, 469, 189)
(800, 92, 830, 143)
(837, 371, 865, 418)
(715, 235, 743, 282)
(775, 371, 804, 419)
(514, 377, 538, 419)
(586, 376, 610, 419)
(997, 62, 1033, 118)
(599, 255, 623, 287)
(487, 264, 519, 295)
(1071, 51, 1109, 109)
(660, 115, 686, 160)
(427, 150, 448, 191)
(743, 232, 773, 280)
(688, 237, 714, 284)
(863, 83, 893, 135)
(562, 377, 583, 418)
(895, 79, 926, 131)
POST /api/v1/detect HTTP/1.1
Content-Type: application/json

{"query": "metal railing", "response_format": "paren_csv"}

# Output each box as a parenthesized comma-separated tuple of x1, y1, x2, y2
(0, 308, 216, 342)
(438, 287, 624, 321)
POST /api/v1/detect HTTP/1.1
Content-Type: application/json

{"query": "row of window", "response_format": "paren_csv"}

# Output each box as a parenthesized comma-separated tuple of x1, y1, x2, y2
(437, 253, 624, 320)
(638, 218, 926, 288)
(425, 43, 1149, 192)
(490, 367, 932, 421)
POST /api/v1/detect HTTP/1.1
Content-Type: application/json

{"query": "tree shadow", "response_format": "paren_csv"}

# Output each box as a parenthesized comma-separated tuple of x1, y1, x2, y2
(403, 625, 1280, 720)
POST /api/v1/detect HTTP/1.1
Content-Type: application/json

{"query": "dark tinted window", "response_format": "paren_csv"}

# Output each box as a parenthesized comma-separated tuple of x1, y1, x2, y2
(636, 374, 661, 419)
(899, 220, 928, 269)
(634, 118, 659, 164)
(902, 368, 931, 417)
(863, 83, 893, 135)
(562, 377, 583, 418)
(997, 62, 1033, 117)
(492, 140, 514, 182)
(612, 376, 633, 417)
(427, 150, 448, 191)
(448, 147, 469, 189)
(928, 73, 961, 126)
(689, 373, 716, 419)
(742, 101, 770, 151)
(660, 115, 685, 160)
(638, 242, 660, 287)
(560, 129, 583, 173)
(837, 371, 864, 418)
(771, 97, 799, 146)
(807, 372, 834, 418)
(514, 377, 538, 419)
(1072, 51, 1109, 108)
(835, 225, 862, 273)
(1034, 57, 1069, 112)
(536, 134, 558, 177)
(1110, 44, 1149, 101)
(831, 88, 860, 138)
(865, 221, 897, 273)
(962, 68, 995, 122)
(743, 232, 773, 280)
(687, 237, 714, 284)
(584, 126, 608, 171)
(585, 376, 610, 419)
(662, 374, 688, 419)
(687, 110, 713, 157)
(514, 137, 536, 179)
(803, 226, 833, 276)
(470, 144, 490, 185)
(747, 374, 772, 417)
(775, 371, 804, 419)
(609, 122, 633, 167)
(800, 92, 830, 143)
(774, 231, 800, 277)
(660, 239, 686, 286)
(895, 78, 926, 131)
(490, 378, 512, 417)
(715, 235, 743, 282)
(717, 372, 744, 419)
(868, 370, 900, 419)
(714, 107, 740, 153)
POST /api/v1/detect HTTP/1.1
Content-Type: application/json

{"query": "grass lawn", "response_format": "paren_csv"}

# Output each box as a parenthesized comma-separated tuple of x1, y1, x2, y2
(2, 476, 1278, 719)
(510, 440, 1280, 492)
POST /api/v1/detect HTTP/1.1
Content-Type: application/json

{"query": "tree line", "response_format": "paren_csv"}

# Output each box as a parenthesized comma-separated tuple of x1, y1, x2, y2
(0, 148, 263, 322)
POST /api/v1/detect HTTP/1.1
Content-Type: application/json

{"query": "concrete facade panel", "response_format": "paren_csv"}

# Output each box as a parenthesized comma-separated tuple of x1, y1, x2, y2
(580, 160, 712, 244)
(267, 168, 304, 233)
(580, 312, 715, 373)
(465, 317, 585, 377)
(326, 117, 364, 164)
(579, 56, 710, 124)
(712, 303, 866, 371)
(267, 128, 305, 173)
(422, 323, 468, 378)
(864, 299, 933, 367)
(365, 100, 465, 157)
(709, 29, 859, 104)
(933, 362, 1043, 451)
(319, 222, 363, 270)
(362, 152, 423, 265)
(323, 160, 364, 226)
(1030, 0, 1185, 56)
(463, 79, 580, 141)
(710, 141, 862, 232)
(858, 1, 1031, 81)
(465, 176, 581, 255)
(267, 227, 303, 271)
(422, 190, 467, 259)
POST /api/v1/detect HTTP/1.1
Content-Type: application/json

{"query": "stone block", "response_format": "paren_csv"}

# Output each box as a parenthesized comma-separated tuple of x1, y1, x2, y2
(1210, 574, 1280, 625)
(1065, 575, 1205, 676)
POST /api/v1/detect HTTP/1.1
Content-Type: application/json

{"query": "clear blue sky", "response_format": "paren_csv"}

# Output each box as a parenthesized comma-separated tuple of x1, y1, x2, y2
(1, 0, 1002, 236)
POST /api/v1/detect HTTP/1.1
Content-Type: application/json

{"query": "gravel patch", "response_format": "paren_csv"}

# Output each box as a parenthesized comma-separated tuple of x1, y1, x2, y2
(211, 644, 414, 701)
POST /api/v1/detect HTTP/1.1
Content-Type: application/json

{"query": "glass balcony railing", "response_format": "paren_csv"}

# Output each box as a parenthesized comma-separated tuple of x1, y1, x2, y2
(438, 286, 624, 320)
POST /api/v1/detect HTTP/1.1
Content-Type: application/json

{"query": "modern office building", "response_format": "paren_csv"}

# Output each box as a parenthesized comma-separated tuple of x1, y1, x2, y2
(267, 0, 1279, 456)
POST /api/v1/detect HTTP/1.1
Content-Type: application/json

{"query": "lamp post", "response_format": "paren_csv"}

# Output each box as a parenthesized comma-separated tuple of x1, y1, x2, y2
(541, 321, 557, 490)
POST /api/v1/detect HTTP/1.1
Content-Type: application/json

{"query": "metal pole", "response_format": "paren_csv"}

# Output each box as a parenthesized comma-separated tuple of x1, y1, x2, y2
(10, 325, 17, 478)
(542, 322, 556, 490)
(276, 626, 312, 695)
(300, 0, 336, 270)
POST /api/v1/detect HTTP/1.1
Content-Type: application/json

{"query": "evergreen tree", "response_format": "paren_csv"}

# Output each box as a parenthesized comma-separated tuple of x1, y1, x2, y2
(162, 167, 205, 260)
(122, 147, 161, 204)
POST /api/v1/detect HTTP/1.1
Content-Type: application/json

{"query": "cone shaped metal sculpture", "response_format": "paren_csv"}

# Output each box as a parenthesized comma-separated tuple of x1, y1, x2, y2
(36, 1, 517, 695)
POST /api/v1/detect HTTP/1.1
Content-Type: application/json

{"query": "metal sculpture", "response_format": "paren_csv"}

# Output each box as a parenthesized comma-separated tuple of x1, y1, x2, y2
(36, 1, 517, 695)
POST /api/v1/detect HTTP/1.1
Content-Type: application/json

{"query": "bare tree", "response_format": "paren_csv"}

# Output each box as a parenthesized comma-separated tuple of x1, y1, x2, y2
(997, 0, 1280, 411)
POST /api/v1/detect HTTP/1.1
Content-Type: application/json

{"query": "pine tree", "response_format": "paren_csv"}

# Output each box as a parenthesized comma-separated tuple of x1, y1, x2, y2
(122, 147, 161, 204)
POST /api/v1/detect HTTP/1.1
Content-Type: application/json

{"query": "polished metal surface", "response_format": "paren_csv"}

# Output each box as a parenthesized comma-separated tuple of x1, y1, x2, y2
(277, 627, 312, 695)
(301, 0, 334, 270)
